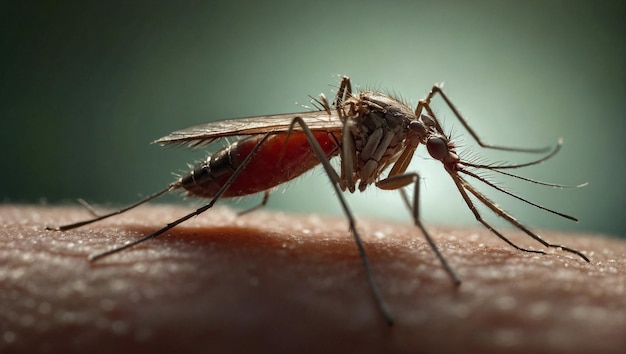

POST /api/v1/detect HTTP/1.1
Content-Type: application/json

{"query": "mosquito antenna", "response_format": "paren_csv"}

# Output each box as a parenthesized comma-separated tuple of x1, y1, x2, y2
(46, 183, 179, 231)
(458, 168, 579, 221)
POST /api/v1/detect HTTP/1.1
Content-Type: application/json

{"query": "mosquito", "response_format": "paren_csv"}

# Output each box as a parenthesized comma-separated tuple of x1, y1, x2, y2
(47, 76, 589, 325)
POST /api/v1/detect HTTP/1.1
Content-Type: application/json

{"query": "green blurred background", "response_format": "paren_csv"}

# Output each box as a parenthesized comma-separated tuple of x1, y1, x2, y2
(1, 1, 623, 238)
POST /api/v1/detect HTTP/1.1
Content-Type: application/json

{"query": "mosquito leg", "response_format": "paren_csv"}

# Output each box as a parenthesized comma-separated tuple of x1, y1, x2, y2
(377, 174, 461, 285)
(341, 119, 356, 192)
(46, 183, 179, 231)
(416, 85, 549, 153)
(238, 190, 271, 216)
(77, 198, 100, 217)
(463, 139, 563, 171)
(88, 132, 275, 262)
(399, 188, 412, 212)
(287, 116, 394, 326)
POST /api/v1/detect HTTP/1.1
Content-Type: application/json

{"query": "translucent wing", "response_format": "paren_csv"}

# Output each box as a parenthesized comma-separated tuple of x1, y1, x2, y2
(154, 110, 344, 147)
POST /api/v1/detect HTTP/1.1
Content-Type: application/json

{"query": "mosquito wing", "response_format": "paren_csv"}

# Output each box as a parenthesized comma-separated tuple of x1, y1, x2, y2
(154, 110, 344, 147)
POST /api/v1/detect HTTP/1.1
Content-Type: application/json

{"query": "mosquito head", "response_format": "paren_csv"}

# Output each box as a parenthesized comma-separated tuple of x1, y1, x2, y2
(426, 135, 460, 165)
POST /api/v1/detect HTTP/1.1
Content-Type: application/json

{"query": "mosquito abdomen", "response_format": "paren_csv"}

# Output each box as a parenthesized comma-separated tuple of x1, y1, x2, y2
(180, 131, 339, 198)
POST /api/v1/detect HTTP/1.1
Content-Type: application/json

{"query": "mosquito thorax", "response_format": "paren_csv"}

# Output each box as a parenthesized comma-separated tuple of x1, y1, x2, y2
(341, 92, 417, 191)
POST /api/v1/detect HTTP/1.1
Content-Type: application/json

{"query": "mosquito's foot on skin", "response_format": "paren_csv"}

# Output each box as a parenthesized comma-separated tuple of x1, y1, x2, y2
(521, 249, 546, 255)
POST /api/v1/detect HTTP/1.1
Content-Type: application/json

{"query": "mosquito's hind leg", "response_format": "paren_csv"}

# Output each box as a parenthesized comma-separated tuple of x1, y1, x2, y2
(77, 198, 101, 217)
(416, 85, 550, 153)
(45, 183, 179, 231)
(87, 132, 276, 262)
(238, 190, 271, 216)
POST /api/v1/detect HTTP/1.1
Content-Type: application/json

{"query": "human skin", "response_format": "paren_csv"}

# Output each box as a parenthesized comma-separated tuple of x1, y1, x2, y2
(0, 205, 624, 354)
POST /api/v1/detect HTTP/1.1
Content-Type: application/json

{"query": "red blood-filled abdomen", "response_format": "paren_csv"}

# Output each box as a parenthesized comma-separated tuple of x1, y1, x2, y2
(180, 131, 339, 198)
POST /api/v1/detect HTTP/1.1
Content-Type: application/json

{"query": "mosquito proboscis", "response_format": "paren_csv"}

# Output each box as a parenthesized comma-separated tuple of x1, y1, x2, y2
(47, 76, 589, 326)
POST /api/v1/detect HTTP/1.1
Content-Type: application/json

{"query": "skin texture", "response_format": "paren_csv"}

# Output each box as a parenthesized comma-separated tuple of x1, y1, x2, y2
(1, 205, 624, 354)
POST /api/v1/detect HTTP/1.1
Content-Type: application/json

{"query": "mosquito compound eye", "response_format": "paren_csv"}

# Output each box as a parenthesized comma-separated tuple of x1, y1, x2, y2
(426, 136, 448, 161)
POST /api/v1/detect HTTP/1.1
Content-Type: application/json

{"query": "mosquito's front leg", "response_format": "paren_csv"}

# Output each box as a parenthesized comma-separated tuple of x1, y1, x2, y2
(416, 85, 549, 153)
